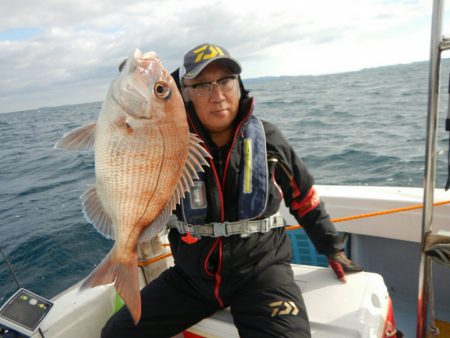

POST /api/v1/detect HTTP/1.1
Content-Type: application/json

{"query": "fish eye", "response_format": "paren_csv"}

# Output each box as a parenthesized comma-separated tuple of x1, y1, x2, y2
(154, 81, 171, 99)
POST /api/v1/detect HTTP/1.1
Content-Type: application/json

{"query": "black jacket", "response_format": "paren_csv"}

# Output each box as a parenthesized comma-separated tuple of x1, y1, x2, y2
(168, 74, 341, 306)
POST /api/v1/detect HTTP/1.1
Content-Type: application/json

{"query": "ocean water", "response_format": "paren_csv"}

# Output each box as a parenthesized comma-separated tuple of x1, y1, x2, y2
(1, 60, 450, 304)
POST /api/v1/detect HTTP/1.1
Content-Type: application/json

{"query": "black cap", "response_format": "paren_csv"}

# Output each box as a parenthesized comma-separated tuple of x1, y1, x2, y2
(179, 43, 241, 84)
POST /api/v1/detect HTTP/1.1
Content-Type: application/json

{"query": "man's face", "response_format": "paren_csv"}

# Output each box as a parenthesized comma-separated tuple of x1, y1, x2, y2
(183, 62, 240, 138)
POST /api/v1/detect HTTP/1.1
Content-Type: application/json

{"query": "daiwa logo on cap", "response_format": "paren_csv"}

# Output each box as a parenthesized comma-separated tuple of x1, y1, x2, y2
(192, 44, 225, 63)
(181, 43, 241, 81)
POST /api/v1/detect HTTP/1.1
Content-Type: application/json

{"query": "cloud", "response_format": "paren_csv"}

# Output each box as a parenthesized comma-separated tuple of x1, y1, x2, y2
(0, 0, 445, 113)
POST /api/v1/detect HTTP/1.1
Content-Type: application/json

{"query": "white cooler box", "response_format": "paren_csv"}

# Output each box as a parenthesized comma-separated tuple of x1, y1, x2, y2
(184, 264, 392, 338)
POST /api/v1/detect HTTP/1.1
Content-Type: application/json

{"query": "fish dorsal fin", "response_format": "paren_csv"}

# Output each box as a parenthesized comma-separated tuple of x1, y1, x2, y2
(139, 133, 211, 243)
(54, 123, 96, 151)
(171, 133, 211, 210)
(81, 186, 115, 239)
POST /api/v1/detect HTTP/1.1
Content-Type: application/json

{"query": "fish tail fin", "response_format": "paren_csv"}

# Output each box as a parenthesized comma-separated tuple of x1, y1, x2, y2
(115, 260, 141, 324)
(80, 249, 142, 324)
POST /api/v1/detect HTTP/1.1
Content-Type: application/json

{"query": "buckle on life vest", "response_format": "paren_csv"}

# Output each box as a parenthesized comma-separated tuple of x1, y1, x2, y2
(212, 222, 229, 237)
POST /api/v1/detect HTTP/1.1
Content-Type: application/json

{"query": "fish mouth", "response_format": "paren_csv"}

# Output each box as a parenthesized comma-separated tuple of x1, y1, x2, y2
(135, 50, 163, 84)
(111, 82, 151, 120)
(113, 50, 166, 120)
(122, 86, 152, 118)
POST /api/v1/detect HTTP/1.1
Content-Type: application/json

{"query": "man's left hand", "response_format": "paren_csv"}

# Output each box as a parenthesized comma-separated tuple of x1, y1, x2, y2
(327, 251, 363, 283)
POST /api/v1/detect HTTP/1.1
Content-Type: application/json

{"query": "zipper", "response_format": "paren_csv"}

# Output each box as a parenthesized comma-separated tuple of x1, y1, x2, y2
(186, 100, 254, 308)
(203, 238, 225, 308)
(214, 238, 224, 308)
(187, 114, 225, 307)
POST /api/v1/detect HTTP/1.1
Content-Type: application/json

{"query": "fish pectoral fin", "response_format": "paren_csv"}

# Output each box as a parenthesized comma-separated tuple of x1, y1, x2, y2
(54, 122, 96, 151)
(81, 186, 115, 239)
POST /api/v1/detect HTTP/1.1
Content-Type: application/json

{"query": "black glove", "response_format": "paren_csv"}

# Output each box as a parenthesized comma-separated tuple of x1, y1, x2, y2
(327, 250, 363, 282)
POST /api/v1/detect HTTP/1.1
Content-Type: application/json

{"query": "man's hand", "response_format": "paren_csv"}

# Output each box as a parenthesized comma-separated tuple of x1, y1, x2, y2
(327, 251, 363, 283)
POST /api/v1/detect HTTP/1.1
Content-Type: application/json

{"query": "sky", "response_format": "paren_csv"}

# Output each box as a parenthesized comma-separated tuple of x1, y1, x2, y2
(0, 0, 449, 114)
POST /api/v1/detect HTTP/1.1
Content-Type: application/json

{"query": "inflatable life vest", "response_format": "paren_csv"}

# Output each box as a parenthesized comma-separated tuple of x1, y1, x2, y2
(181, 115, 269, 225)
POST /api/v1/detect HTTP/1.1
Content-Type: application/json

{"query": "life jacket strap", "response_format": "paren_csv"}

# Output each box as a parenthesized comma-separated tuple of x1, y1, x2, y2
(167, 213, 285, 238)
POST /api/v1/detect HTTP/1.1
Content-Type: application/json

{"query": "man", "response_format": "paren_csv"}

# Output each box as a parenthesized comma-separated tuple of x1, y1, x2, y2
(102, 43, 362, 338)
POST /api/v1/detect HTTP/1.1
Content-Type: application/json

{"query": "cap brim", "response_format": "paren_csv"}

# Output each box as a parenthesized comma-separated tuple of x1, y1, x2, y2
(183, 57, 242, 80)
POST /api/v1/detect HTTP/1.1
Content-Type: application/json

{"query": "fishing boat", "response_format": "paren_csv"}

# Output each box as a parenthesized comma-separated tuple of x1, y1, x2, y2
(1, 0, 450, 337)
(6, 184, 443, 338)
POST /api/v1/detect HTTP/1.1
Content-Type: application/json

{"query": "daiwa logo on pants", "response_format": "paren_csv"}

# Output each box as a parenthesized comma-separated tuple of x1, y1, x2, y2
(193, 45, 225, 63)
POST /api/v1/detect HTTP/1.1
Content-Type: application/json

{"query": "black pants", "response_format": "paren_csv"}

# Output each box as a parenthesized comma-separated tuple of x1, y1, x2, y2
(101, 263, 311, 338)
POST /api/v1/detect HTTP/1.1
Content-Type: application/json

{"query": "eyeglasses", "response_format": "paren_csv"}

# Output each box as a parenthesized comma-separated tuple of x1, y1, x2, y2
(183, 75, 238, 97)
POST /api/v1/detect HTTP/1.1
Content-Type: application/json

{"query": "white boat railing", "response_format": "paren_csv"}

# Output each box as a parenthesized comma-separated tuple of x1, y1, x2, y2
(418, 0, 450, 336)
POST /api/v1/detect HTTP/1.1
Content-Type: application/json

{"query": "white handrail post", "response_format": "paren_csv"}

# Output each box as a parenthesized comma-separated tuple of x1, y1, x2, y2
(417, 0, 444, 337)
